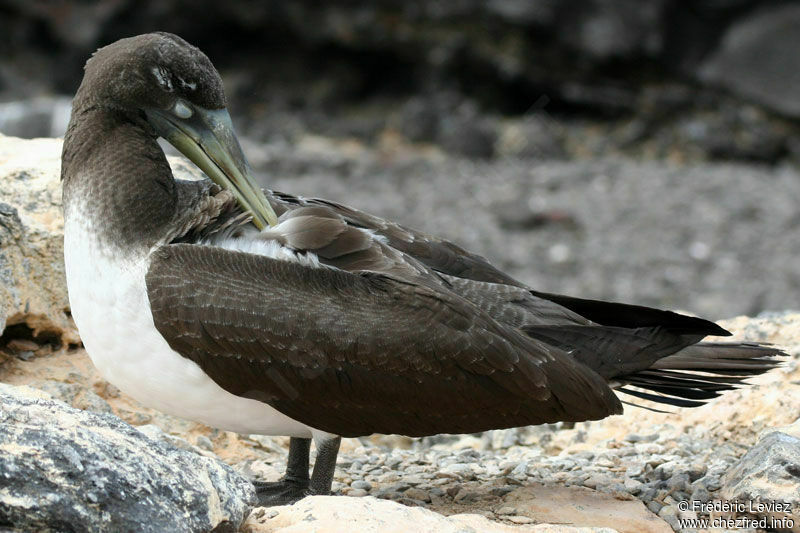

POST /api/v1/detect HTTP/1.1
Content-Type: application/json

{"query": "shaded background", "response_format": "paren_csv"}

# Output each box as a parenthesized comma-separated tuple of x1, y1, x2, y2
(2, 0, 799, 318)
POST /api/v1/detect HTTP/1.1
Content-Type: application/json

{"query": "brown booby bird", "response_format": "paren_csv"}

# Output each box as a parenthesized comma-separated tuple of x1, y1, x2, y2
(61, 32, 783, 506)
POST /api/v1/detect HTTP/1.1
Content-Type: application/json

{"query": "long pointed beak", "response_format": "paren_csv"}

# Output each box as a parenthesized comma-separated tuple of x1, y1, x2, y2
(145, 103, 277, 229)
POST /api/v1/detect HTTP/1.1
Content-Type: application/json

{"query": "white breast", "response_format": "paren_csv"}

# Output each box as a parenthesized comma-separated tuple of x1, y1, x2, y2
(63, 207, 314, 438)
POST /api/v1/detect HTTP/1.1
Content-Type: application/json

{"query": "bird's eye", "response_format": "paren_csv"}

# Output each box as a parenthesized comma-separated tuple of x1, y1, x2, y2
(177, 76, 197, 92)
(173, 99, 193, 119)
(151, 66, 173, 92)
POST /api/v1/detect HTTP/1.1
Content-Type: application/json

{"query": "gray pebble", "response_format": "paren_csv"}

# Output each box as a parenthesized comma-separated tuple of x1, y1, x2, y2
(440, 463, 474, 479)
(404, 488, 430, 502)
(194, 436, 214, 451)
(385, 457, 402, 469)
(387, 482, 411, 493)
(667, 472, 690, 492)
(510, 461, 528, 478)
(350, 480, 372, 491)
(625, 462, 645, 478)
(399, 497, 426, 507)
(453, 488, 479, 503)
(657, 505, 680, 530)
(625, 433, 659, 443)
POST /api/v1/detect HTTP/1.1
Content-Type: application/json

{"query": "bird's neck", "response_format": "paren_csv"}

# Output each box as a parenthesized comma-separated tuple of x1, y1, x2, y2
(61, 104, 178, 252)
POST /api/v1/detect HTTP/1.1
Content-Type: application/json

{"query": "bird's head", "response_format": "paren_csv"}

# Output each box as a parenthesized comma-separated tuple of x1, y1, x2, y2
(77, 32, 277, 228)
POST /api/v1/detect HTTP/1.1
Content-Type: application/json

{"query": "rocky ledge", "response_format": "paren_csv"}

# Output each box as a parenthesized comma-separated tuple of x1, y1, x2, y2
(1, 133, 799, 532)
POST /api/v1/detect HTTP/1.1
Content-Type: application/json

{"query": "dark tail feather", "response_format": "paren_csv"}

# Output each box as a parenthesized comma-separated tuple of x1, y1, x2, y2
(614, 342, 785, 409)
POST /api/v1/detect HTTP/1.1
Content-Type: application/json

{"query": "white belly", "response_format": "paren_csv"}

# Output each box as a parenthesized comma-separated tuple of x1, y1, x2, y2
(63, 214, 314, 438)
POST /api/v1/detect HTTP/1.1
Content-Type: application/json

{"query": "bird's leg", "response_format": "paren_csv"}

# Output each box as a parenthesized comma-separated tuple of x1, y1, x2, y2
(254, 437, 311, 506)
(308, 435, 341, 496)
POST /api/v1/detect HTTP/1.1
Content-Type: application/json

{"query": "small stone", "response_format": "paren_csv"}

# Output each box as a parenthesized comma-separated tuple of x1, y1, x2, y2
(657, 505, 680, 530)
(510, 461, 528, 478)
(441, 463, 474, 479)
(387, 482, 411, 493)
(647, 501, 662, 515)
(377, 472, 400, 483)
(195, 436, 214, 451)
(625, 433, 659, 443)
(350, 480, 372, 491)
(495, 506, 517, 515)
(348, 488, 368, 497)
(489, 486, 515, 497)
(667, 472, 690, 492)
(403, 475, 425, 486)
(623, 478, 643, 493)
(690, 485, 710, 503)
(498, 460, 518, 474)
(506, 515, 534, 524)
(385, 456, 402, 469)
(582, 474, 609, 489)
(700, 475, 721, 491)
(595, 457, 617, 468)
(404, 488, 430, 502)
(453, 488, 479, 503)
(638, 487, 658, 501)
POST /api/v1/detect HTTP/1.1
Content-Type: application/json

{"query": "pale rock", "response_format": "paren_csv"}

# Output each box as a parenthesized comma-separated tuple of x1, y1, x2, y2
(502, 484, 672, 533)
(716, 420, 800, 533)
(0, 383, 255, 532)
(0, 134, 77, 345)
(243, 496, 621, 533)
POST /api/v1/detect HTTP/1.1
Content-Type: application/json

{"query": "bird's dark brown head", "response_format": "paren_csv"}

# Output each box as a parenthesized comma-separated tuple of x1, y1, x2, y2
(65, 32, 278, 229)
(77, 32, 226, 116)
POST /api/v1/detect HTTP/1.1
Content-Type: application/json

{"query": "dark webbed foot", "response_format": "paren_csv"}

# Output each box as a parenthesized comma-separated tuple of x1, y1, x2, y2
(254, 437, 312, 506)
(252, 435, 342, 506)
(254, 477, 310, 506)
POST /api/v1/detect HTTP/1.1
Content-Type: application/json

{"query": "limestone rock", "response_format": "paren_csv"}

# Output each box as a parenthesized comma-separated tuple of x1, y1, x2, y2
(0, 134, 78, 345)
(717, 420, 800, 532)
(698, 4, 800, 118)
(243, 495, 620, 533)
(501, 484, 672, 533)
(0, 383, 255, 533)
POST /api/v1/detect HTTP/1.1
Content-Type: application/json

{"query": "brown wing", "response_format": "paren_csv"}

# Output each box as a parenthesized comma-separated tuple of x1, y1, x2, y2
(263, 190, 732, 336)
(145, 244, 622, 437)
(266, 191, 523, 286)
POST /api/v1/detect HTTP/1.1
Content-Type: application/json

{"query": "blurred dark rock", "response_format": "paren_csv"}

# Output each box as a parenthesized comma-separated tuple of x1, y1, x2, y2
(698, 4, 800, 119)
(496, 115, 567, 159)
(2, 0, 800, 163)
(0, 97, 73, 139)
(438, 103, 498, 159)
